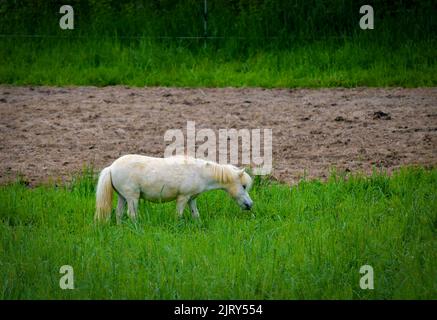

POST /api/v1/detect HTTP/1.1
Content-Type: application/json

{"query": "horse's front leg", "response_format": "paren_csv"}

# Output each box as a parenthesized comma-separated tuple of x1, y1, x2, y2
(188, 198, 200, 219)
(176, 195, 190, 218)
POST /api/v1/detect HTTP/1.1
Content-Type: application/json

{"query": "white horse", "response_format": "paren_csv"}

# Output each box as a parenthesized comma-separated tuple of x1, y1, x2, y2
(95, 155, 253, 223)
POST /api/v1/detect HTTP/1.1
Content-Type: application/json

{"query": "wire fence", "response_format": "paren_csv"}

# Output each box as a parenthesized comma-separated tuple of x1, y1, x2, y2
(0, 34, 280, 39)
(0, 34, 357, 41)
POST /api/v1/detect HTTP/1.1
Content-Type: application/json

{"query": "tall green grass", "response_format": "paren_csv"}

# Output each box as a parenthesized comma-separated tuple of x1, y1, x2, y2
(1, 167, 436, 299)
(1, 37, 435, 87)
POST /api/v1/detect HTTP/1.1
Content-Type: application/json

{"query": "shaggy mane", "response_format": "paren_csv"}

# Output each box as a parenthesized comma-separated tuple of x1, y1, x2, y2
(208, 162, 236, 184)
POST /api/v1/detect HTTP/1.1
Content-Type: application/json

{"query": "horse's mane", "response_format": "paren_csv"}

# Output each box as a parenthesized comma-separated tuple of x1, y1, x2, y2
(207, 162, 236, 184)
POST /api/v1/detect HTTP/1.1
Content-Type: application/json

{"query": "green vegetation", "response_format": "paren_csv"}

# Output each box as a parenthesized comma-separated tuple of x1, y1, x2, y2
(0, 0, 435, 87)
(1, 37, 435, 87)
(1, 167, 436, 299)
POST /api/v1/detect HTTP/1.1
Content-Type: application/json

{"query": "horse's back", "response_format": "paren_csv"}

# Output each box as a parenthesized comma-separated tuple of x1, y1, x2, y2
(112, 154, 154, 166)
(111, 154, 202, 171)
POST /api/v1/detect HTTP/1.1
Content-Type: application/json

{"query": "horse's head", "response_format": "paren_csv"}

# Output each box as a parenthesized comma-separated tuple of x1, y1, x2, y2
(225, 167, 253, 210)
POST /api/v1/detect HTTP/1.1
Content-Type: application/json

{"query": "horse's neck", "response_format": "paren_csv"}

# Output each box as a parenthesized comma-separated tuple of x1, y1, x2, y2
(205, 180, 223, 192)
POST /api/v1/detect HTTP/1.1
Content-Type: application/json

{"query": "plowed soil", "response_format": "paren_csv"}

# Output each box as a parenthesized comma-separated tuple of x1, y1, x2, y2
(1, 86, 436, 185)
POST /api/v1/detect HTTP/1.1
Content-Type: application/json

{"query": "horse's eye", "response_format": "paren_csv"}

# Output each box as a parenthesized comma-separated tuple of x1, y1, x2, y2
(242, 185, 246, 190)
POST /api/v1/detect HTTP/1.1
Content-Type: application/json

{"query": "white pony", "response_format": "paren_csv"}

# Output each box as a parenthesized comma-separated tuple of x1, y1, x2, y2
(95, 155, 253, 223)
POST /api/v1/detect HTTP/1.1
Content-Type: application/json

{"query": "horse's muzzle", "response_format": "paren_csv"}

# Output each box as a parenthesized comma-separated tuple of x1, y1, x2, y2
(243, 201, 253, 210)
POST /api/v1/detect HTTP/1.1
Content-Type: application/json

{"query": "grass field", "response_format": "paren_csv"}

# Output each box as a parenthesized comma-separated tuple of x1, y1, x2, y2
(1, 37, 436, 88)
(1, 167, 436, 299)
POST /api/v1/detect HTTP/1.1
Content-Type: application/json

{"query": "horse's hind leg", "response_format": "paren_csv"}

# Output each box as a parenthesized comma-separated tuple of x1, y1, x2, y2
(176, 195, 190, 218)
(127, 197, 139, 221)
(116, 193, 126, 224)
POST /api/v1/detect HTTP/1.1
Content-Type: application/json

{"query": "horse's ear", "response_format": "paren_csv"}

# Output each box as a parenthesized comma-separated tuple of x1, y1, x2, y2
(239, 168, 245, 177)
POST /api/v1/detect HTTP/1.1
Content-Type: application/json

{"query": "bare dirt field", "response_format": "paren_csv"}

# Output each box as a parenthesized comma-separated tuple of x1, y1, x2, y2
(0, 86, 436, 185)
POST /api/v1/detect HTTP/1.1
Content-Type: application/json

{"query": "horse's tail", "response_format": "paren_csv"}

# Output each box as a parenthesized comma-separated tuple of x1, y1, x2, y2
(95, 166, 113, 222)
